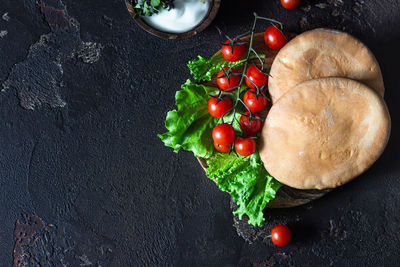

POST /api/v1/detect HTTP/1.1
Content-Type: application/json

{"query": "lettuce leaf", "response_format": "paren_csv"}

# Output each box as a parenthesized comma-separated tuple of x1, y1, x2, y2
(158, 80, 220, 158)
(188, 52, 265, 82)
(206, 152, 282, 226)
(188, 52, 233, 82)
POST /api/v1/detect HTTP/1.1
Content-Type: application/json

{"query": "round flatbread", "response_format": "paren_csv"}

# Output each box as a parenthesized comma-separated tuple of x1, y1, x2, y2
(268, 28, 385, 103)
(259, 77, 390, 190)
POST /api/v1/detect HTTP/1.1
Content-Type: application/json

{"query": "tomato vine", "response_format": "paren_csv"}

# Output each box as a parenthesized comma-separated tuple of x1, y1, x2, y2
(210, 13, 288, 156)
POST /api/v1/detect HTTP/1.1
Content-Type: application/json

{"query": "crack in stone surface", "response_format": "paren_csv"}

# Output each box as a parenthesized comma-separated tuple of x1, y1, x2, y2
(1, 0, 102, 110)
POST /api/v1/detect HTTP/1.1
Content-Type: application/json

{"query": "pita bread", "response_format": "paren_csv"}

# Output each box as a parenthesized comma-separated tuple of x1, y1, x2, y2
(268, 28, 385, 103)
(259, 77, 390, 190)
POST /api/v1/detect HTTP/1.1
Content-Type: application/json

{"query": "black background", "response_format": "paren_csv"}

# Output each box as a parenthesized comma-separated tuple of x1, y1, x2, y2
(0, 0, 399, 266)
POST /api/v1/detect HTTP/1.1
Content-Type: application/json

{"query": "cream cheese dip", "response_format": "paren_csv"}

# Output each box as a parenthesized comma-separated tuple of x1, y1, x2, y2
(142, 0, 211, 33)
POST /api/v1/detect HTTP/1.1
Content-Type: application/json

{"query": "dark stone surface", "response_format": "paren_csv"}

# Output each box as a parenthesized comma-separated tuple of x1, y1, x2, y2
(0, 0, 399, 266)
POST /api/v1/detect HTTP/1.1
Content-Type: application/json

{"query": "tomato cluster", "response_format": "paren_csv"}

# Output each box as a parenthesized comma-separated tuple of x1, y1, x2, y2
(210, 64, 268, 157)
(208, 20, 290, 157)
(209, 71, 268, 157)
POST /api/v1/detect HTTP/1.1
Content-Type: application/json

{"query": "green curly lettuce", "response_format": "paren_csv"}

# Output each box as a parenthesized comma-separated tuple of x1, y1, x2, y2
(158, 80, 220, 158)
(188, 52, 265, 82)
(206, 152, 282, 226)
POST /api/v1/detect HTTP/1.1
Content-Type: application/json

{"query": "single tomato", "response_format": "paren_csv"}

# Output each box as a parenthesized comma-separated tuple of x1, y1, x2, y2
(245, 65, 268, 89)
(217, 67, 241, 91)
(208, 95, 232, 118)
(221, 39, 246, 62)
(212, 124, 236, 145)
(214, 141, 230, 153)
(281, 0, 301, 9)
(271, 225, 292, 247)
(264, 25, 289, 50)
(234, 137, 257, 157)
(243, 91, 268, 113)
(239, 112, 263, 136)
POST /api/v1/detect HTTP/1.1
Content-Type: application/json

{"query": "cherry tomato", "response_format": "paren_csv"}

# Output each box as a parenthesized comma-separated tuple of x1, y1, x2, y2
(214, 141, 230, 153)
(212, 124, 236, 145)
(245, 65, 268, 89)
(234, 137, 257, 157)
(281, 0, 301, 9)
(239, 112, 263, 136)
(208, 96, 232, 118)
(264, 25, 289, 50)
(221, 39, 246, 62)
(243, 91, 268, 113)
(271, 225, 292, 247)
(217, 67, 241, 91)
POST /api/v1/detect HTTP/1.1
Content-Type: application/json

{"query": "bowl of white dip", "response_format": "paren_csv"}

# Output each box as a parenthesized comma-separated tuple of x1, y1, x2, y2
(126, 0, 221, 39)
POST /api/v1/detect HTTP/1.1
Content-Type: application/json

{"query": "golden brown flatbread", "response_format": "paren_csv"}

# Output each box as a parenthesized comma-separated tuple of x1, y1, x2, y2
(268, 28, 384, 103)
(260, 77, 390, 190)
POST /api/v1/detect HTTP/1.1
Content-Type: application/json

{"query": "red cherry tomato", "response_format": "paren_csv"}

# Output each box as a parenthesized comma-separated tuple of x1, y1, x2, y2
(271, 225, 292, 247)
(221, 39, 246, 62)
(214, 141, 230, 153)
(245, 65, 268, 89)
(217, 67, 241, 91)
(239, 112, 263, 136)
(281, 0, 301, 9)
(212, 124, 236, 145)
(208, 96, 232, 118)
(234, 137, 257, 157)
(243, 91, 268, 113)
(264, 25, 289, 50)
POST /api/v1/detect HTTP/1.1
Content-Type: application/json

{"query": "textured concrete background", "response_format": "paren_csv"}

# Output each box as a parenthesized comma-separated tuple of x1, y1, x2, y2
(0, 0, 399, 266)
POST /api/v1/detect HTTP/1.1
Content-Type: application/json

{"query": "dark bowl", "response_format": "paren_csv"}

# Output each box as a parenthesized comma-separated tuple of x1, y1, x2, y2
(125, 0, 221, 39)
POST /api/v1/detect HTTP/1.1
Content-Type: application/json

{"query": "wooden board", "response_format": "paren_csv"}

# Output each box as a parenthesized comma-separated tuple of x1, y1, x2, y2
(197, 32, 331, 208)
